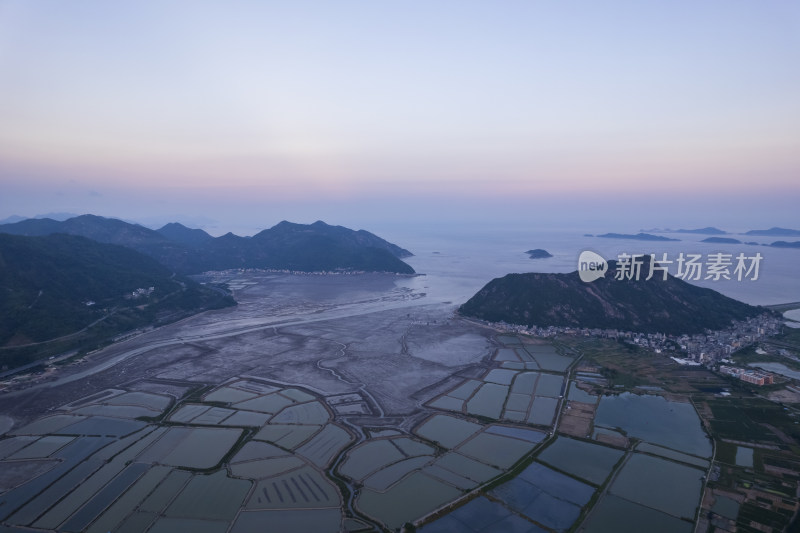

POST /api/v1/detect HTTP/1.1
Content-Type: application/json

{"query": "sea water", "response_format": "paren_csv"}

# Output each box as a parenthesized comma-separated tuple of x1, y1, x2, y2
(387, 226, 798, 306)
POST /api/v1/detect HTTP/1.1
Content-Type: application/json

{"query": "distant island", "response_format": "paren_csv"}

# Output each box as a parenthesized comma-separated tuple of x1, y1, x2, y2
(745, 227, 800, 237)
(525, 249, 553, 259)
(596, 232, 679, 242)
(676, 227, 727, 235)
(701, 237, 742, 244)
(640, 227, 727, 235)
(769, 241, 800, 249)
(459, 258, 763, 335)
(0, 215, 415, 275)
(668, 227, 727, 235)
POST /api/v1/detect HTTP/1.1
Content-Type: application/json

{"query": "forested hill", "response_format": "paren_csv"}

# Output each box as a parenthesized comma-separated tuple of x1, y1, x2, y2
(459, 260, 763, 335)
(0, 216, 415, 275)
(0, 233, 234, 368)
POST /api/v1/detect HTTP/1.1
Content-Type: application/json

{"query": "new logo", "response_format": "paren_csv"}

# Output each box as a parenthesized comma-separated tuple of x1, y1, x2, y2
(578, 250, 607, 283)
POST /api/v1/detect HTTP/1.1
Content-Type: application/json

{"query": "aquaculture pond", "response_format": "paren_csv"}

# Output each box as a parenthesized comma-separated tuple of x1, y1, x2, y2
(609, 453, 704, 520)
(594, 393, 712, 457)
(358, 472, 462, 530)
(537, 437, 624, 485)
(426, 366, 566, 427)
(0, 378, 358, 532)
(491, 461, 596, 531)
(567, 381, 597, 404)
(735, 446, 754, 467)
(581, 494, 694, 533)
(420, 495, 548, 533)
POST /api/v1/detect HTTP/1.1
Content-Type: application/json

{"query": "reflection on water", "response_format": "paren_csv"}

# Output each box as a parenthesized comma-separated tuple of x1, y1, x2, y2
(747, 362, 800, 380)
(595, 393, 711, 458)
(609, 453, 703, 519)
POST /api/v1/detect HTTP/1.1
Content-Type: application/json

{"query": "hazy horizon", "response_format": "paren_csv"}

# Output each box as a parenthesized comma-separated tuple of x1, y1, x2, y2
(2, 198, 799, 241)
(1, 2, 798, 236)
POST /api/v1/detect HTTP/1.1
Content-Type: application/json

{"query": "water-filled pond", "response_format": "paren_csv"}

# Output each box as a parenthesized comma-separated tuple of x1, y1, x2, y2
(567, 382, 597, 404)
(357, 471, 461, 530)
(595, 393, 711, 457)
(419, 495, 546, 533)
(246, 466, 339, 510)
(415, 414, 482, 449)
(735, 446, 754, 467)
(489, 461, 595, 532)
(466, 383, 508, 419)
(253, 424, 320, 449)
(609, 453, 704, 519)
(296, 423, 352, 467)
(538, 437, 624, 485)
(528, 396, 558, 426)
(433, 452, 501, 483)
(230, 508, 341, 533)
(457, 432, 533, 469)
(533, 374, 564, 398)
(364, 456, 432, 491)
(339, 439, 404, 480)
(582, 494, 693, 533)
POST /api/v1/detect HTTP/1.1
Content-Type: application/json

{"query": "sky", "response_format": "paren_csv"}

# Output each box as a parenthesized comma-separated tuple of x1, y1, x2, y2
(1, 1, 798, 235)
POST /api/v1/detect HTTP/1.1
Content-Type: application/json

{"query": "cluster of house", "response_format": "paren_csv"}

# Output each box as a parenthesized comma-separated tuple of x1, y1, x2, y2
(480, 313, 789, 386)
(670, 315, 784, 363)
(128, 286, 155, 299)
(208, 268, 372, 276)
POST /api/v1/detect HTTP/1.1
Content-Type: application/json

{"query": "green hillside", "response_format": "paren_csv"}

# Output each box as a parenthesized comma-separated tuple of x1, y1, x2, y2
(0, 216, 415, 274)
(459, 260, 764, 335)
(0, 233, 234, 369)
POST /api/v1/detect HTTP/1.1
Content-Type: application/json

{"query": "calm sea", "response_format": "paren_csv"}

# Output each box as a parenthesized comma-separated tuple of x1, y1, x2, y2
(383, 227, 798, 307)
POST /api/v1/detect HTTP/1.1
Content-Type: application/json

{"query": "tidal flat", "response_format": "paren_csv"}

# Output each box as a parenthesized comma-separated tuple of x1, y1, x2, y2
(0, 272, 716, 532)
(0, 273, 500, 531)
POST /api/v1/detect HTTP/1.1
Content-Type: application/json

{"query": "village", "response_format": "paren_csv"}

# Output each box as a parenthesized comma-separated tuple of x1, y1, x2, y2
(476, 313, 791, 386)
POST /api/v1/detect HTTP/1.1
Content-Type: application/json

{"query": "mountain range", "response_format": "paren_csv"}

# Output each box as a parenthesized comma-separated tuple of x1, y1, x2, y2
(0, 215, 415, 370)
(0, 215, 415, 275)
